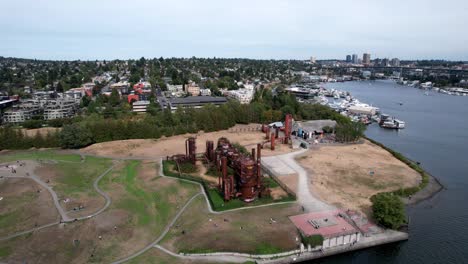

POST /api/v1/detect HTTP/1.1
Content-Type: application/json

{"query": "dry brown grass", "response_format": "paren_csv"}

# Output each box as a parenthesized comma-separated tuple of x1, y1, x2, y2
(81, 124, 296, 159)
(0, 160, 200, 263)
(297, 139, 421, 216)
(0, 178, 59, 237)
(161, 196, 301, 254)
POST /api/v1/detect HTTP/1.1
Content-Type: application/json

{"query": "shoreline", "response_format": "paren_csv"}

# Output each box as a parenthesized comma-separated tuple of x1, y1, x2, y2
(363, 136, 444, 205)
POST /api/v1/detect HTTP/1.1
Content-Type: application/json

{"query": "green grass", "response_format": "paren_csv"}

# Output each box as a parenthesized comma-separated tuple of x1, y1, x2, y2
(263, 176, 280, 188)
(0, 211, 21, 233)
(254, 242, 283, 254)
(163, 160, 295, 212)
(53, 156, 112, 197)
(0, 246, 11, 258)
(0, 150, 82, 163)
(0, 191, 37, 235)
(112, 161, 198, 231)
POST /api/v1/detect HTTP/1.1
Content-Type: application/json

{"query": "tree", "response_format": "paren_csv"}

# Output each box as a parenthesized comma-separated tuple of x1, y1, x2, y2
(22, 119, 43, 129)
(371, 193, 406, 229)
(56, 82, 64, 92)
(335, 122, 365, 142)
(108, 89, 121, 107)
(60, 123, 94, 149)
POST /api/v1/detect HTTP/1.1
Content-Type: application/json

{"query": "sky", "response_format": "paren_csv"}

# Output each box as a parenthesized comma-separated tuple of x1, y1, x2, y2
(1, 0, 468, 61)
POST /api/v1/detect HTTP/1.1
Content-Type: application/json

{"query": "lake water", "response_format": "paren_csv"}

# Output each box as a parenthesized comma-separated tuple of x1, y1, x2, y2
(310, 80, 468, 264)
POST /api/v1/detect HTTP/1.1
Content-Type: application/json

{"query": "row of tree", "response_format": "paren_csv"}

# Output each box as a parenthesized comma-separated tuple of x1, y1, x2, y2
(1, 90, 365, 150)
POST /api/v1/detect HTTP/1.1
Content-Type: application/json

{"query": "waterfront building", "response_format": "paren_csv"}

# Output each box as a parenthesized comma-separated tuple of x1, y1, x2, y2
(352, 54, 359, 64)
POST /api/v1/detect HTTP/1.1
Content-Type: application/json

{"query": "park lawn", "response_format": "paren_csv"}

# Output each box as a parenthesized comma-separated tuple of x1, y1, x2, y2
(52, 156, 112, 197)
(0, 246, 11, 258)
(0, 191, 36, 236)
(87, 160, 200, 262)
(0, 150, 82, 163)
(160, 195, 301, 255)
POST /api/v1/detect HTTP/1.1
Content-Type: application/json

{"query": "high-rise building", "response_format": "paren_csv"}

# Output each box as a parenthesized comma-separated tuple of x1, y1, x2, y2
(352, 54, 358, 64)
(381, 58, 390, 67)
(363, 53, 371, 64)
(310, 56, 316, 64)
(346, 55, 352, 63)
(391, 58, 400, 67)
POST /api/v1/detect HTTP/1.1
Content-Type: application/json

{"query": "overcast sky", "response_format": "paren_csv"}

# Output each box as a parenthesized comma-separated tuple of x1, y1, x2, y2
(1, 0, 467, 60)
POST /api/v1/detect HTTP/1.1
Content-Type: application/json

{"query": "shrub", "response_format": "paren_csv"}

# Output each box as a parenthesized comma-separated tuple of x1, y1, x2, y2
(301, 234, 324, 247)
(22, 120, 43, 129)
(179, 162, 198, 174)
(371, 193, 406, 229)
(232, 142, 249, 156)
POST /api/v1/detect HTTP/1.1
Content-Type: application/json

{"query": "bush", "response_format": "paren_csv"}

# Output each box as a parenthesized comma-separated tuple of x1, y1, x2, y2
(371, 193, 406, 229)
(179, 162, 198, 174)
(22, 120, 43, 129)
(232, 142, 249, 156)
(301, 234, 324, 247)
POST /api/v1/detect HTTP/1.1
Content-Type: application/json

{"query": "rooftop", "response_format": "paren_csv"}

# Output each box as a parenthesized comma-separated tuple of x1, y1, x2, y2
(289, 210, 358, 238)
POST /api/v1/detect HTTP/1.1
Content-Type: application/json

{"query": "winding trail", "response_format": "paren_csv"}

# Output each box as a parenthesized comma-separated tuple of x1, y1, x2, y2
(111, 192, 203, 264)
(0, 159, 116, 241)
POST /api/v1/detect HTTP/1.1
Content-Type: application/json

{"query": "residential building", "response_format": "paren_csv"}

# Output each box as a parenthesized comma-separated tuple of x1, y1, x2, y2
(110, 81, 130, 94)
(225, 88, 254, 104)
(2, 107, 42, 123)
(200, 88, 212, 96)
(310, 56, 316, 64)
(186, 83, 200, 96)
(132, 100, 150, 113)
(43, 99, 79, 120)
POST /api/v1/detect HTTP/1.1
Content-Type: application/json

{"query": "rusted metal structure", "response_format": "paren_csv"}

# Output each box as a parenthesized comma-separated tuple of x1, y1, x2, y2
(261, 114, 293, 150)
(206, 138, 266, 202)
(171, 137, 197, 165)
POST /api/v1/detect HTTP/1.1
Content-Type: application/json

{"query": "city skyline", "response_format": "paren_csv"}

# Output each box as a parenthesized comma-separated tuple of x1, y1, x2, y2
(1, 0, 468, 61)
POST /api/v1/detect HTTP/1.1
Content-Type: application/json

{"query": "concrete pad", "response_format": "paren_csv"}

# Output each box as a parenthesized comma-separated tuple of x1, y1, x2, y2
(261, 156, 296, 176)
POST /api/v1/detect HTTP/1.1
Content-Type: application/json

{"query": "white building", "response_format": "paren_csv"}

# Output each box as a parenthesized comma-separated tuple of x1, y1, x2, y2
(43, 99, 79, 120)
(200, 88, 212, 96)
(2, 108, 41, 124)
(225, 88, 255, 104)
(132, 100, 150, 113)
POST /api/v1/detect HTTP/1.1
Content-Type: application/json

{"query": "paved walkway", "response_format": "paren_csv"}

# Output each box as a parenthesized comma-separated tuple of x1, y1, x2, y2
(266, 149, 334, 212)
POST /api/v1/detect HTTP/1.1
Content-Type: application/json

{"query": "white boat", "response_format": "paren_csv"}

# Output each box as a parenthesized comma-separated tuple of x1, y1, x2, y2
(379, 114, 405, 129)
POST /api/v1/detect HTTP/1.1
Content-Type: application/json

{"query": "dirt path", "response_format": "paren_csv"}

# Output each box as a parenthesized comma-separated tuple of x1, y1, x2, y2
(0, 160, 116, 241)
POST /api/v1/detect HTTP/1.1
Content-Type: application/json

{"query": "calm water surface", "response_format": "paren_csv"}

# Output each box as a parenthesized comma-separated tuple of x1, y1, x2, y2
(309, 80, 468, 264)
